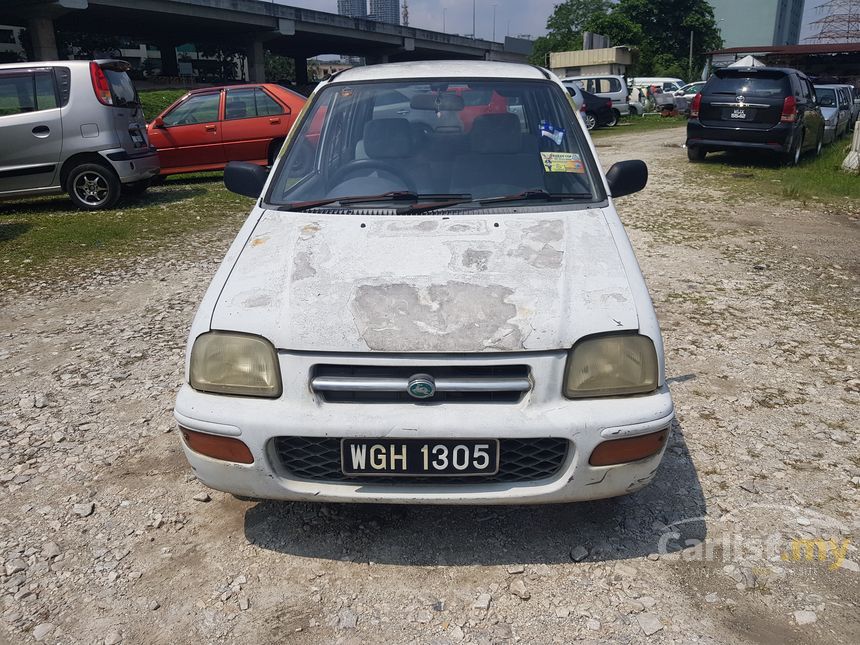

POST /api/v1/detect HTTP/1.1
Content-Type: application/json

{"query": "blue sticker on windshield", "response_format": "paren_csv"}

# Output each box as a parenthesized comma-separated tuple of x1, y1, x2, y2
(539, 120, 565, 145)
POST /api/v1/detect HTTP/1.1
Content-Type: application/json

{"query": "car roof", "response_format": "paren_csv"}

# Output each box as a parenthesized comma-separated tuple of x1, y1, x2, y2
(0, 59, 126, 70)
(331, 61, 548, 83)
(716, 66, 804, 76)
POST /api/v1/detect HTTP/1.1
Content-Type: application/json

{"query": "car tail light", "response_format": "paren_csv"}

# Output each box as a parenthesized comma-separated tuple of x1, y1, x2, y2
(180, 427, 254, 464)
(690, 92, 702, 118)
(90, 61, 113, 105)
(580, 102, 586, 112)
(781, 95, 797, 123)
(606, 99, 612, 109)
(589, 429, 668, 466)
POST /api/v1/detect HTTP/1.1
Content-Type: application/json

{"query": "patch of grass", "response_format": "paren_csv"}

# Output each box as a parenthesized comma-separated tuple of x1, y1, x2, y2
(591, 115, 687, 137)
(0, 173, 252, 283)
(139, 89, 187, 121)
(690, 139, 860, 206)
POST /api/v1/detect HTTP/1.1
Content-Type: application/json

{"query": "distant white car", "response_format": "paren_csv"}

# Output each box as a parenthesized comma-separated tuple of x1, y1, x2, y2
(174, 61, 674, 505)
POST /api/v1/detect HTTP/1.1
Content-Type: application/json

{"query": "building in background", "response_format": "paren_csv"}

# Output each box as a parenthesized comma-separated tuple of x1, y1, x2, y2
(337, 0, 367, 19)
(0, 24, 25, 61)
(549, 46, 633, 78)
(708, 0, 805, 47)
(369, 0, 400, 26)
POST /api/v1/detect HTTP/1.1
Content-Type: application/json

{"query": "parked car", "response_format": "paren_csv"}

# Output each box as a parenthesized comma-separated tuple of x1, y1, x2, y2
(562, 80, 585, 109)
(0, 59, 159, 210)
(579, 89, 617, 130)
(841, 84, 860, 128)
(687, 66, 824, 165)
(631, 77, 686, 94)
(814, 84, 851, 144)
(146, 83, 306, 176)
(563, 75, 631, 117)
(676, 81, 706, 101)
(174, 61, 673, 505)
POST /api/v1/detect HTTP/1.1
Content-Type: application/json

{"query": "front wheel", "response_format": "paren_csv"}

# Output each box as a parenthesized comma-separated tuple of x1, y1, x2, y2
(783, 137, 802, 166)
(815, 132, 823, 156)
(583, 112, 597, 131)
(122, 178, 151, 196)
(66, 163, 121, 210)
(687, 146, 706, 162)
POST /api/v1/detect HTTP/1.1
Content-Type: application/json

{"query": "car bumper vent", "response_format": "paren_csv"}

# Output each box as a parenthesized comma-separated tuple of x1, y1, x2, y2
(272, 437, 568, 484)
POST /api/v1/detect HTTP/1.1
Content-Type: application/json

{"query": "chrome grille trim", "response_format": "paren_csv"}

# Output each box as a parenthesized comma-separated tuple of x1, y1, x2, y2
(311, 375, 531, 393)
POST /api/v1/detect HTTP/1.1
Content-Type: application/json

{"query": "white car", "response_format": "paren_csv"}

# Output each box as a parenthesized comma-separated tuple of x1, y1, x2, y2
(175, 61, 674, 505)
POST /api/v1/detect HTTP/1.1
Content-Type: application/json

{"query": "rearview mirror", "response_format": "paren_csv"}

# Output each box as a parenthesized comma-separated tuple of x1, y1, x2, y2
(152, 116, 165, 128)
(606, 160, 648, 198)
(410, 93, 465, 111)
(224, 161, 268, 198)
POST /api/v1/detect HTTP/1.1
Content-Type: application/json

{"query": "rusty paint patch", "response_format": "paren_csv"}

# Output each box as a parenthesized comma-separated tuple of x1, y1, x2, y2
(350, 281, 521, 351)
(250, 236, 269, 247)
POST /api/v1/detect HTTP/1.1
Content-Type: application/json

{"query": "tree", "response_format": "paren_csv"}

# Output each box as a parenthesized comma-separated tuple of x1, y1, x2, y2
(584, 0, 722, 78)
(528, 0, 611, 64)
(265, 51, 295, 83)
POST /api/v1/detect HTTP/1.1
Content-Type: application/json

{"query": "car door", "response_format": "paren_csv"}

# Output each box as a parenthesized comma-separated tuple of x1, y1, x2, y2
(220, 87, 290, 164)
(148, 90, 223, 172)
(797, 77, 820, 152)
(837, 88, 850, 134)
(0, 68, 63, 193)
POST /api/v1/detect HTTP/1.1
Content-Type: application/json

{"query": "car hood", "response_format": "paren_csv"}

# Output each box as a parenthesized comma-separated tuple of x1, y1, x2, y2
(210, 208, 639, 353)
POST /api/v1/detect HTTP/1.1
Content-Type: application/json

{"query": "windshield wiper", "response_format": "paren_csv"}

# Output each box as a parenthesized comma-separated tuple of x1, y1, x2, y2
(280, 192, 472, 213)
(478, 188, 593, 206)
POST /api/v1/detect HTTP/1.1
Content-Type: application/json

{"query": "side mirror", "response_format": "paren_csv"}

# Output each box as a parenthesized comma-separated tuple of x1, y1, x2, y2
(152, 116, 165, 128)
(224, 161, 268, 198)
(606, 160, 648, 198)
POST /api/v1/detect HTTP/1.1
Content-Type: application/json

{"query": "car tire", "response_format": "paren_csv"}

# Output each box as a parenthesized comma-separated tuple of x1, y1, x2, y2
(268, 138, 285, 166)
(122, 178, 151, 196)
(584, 112, 597, 131)
(607, 109, 620, 127)
(687, 146, 706, 162)
(815, 132, 823, 156)
(66, 162, 121, 210)
(783, 136, 802, 166)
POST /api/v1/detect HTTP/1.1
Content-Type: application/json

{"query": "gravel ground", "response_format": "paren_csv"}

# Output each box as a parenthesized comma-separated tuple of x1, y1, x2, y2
(1, 126, 858, 645)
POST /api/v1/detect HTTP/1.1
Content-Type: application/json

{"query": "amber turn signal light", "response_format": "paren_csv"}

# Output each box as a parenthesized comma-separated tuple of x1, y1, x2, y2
(589, 429, 668, 467)
(180, 427, 254, 464)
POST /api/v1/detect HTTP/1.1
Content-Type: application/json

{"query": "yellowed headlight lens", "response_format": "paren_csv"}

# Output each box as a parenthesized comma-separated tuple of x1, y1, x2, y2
(189, 332, 281, 398)
(564, 335, 658, 398)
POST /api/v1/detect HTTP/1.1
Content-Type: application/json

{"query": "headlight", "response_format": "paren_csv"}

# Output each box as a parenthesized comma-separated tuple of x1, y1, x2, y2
(189, 332, 281, 398)
(563, 334, 658, 398)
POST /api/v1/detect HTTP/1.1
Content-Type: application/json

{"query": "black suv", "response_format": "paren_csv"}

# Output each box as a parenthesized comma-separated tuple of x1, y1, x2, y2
(686, 66, 825, 165)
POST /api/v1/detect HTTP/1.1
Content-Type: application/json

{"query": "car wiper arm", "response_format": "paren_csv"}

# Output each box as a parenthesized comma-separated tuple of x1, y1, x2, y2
(478, 189, 592, 206)
(280, 192, 474, 213)
(278, 191, 419, 212)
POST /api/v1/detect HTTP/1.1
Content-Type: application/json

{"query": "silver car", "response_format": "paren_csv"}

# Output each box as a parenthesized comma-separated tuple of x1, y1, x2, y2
(815, 84, 851, 144)
(0, 59, 159, 209)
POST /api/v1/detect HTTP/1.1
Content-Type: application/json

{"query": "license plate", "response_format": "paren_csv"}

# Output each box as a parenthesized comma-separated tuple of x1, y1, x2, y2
(341, 438, 499, 476)
(725, 108, 755, 120)
(130, 130, 145, 147)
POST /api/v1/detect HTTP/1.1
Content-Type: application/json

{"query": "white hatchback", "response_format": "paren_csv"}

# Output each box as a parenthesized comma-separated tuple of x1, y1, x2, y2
(174, 61, 674, 505)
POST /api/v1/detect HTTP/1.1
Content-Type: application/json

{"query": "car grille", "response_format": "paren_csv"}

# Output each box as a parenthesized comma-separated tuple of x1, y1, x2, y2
(310, 364, 531, 403)
(272, 437, 569, 484)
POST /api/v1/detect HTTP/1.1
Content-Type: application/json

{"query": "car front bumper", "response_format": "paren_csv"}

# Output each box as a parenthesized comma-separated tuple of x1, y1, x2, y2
(173, 352, 675, 505)
(102, 147, 161, 183)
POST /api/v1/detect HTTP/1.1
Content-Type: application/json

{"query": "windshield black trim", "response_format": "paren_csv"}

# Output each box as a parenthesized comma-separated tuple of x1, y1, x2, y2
(261, 75, 607, 210)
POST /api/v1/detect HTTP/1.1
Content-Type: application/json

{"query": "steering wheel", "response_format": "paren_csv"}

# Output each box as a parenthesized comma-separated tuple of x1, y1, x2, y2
(328, 159, 417, 192)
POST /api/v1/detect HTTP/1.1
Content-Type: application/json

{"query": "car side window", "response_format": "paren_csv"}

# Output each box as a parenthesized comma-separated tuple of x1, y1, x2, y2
(0, 73, 35, 116)
(255, 88, 283, 116)
(225, 88, 255, 120)
(799, 79, 811, 102)
(34, 72, 58, 110)
(162, 92, 220, 126)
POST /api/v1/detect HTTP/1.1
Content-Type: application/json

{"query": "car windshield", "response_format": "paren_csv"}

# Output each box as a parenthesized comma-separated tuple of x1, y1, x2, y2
(708, 73, 789, 97)
(267, 78, 602, 210)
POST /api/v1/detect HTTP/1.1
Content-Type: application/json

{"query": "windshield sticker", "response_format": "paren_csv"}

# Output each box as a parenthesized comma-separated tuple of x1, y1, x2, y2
(539, 120, 565, 145)
(541, 152, 585, 173)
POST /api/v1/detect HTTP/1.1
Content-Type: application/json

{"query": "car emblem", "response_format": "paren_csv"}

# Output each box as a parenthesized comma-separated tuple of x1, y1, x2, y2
(736, 95, 745, 103)
(407, 374, 436, 399)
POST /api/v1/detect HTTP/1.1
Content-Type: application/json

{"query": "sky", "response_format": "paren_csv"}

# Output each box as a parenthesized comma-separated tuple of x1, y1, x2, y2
(280, 1, 828, 44)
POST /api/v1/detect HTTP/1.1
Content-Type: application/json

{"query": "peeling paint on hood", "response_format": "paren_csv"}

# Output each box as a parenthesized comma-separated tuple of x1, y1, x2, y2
(210, 209, 639, 352)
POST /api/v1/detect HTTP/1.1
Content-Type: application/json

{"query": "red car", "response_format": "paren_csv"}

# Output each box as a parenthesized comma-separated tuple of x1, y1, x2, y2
(147, 84, 306, 176)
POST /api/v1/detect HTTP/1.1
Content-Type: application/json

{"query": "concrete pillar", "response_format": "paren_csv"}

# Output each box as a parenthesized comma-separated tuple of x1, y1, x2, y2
(294, 56, 308, 85)
(28, 16, 58, 60)
(159, 42, 178, 76)
(247, 39, 265, 82)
